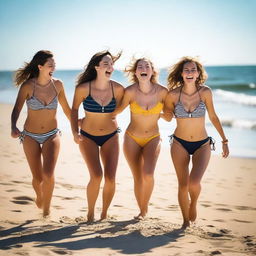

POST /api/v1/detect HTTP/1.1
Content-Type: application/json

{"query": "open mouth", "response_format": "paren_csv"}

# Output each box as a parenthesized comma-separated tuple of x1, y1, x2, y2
(49, 72, 53, 76)
(106, 71, 111, 75)
(140, 72, 147, 77)
(186, 76, 193, 80)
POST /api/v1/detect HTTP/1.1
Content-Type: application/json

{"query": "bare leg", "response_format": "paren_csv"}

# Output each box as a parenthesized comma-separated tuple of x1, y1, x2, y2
(41, 134, 60, 217)
(123, 133, 143, 215)
(22, 136, 43, 208)
(171, 140, 190, 228)
(79, 137, 102, 222)
(189, 143, 211, 222)
(100, 134, 119, 220)
(140, 136, 161, 217)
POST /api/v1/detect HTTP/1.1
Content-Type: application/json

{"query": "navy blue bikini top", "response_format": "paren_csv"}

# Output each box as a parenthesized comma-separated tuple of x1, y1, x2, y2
(83, 82, 116, 113)
(174, 86, 206, 118)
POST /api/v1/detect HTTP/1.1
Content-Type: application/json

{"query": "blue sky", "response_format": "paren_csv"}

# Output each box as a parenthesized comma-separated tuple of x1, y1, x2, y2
(0, 0, 255, 70)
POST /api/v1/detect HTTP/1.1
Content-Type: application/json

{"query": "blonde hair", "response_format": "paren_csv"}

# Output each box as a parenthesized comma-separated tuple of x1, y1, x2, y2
(124, 57, 158, 84)
(167, 56, 208, 90)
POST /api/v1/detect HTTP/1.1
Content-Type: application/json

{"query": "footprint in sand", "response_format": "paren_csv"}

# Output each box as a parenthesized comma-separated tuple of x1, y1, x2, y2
(11, 196, 33, 205)
(233, 219, 253, 223)
(215, 208, 232, 212)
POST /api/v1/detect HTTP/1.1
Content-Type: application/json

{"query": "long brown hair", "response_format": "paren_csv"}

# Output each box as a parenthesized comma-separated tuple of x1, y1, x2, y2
(76, 50, 122, 86)
(125, 57, 158, 84)
(14, 50, 53, 86)
(167, 56, 208, 90)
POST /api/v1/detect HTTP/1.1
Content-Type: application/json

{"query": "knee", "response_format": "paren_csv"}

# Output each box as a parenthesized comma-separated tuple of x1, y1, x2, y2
(32, 176, 43, 184)
(43, 172, 54, 182)
(90, 173, 103, 184)
(189, 180, 201, 192)
(178, 181, 189, 191)
(143, 173, 154, 183)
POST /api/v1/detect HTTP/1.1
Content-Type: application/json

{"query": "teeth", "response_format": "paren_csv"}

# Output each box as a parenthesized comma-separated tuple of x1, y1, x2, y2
(141, 73, 147, 76)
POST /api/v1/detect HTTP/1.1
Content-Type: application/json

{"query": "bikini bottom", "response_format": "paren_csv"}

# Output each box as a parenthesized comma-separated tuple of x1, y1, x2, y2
(126, 131, 160, 147)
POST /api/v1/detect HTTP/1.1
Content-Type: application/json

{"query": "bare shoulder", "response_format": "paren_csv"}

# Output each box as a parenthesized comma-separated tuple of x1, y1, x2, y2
(111, 80, 124, 93)
(75, 81, 89, 93)
(199, 84, 212, 97)
(52, 78, 64, 91)
(20, 79, 34, 93)
(156, 83, 168, 92)
(111, 79, 123, 89)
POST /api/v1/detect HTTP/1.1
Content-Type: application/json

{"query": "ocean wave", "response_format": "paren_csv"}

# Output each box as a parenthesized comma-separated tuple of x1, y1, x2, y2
(220, 118, 256, 130)
(214, 89, 256, 106)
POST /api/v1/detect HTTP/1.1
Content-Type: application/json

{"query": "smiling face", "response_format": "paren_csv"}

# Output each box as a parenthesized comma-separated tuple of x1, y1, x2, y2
(135, 60, 153, 82)
(38, 58, 56, 78)
(95, 55, 114, 78)
(181, 62, 199, 85)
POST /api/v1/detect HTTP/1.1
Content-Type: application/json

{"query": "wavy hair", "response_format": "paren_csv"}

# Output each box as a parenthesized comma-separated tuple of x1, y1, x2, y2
(167, 56, 208, 90)
(125, 57, 158, 84)
(76, 50, 122, 86)
(14, 50, 53, 86)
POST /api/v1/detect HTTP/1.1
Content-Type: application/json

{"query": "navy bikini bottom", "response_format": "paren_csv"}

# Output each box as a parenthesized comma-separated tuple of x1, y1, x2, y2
(80, 129, 120, 147)
(170, 134, 215, 155)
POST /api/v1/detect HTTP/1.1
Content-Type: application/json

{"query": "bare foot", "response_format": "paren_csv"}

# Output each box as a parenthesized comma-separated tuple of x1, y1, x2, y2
(43, 209, 50, 217)
(134, 212, 146, 220)
(100, 212, 107, 221)
(189, 202, 197, 222)
(87, 213, 94, 223)
(181, 221, 190, 229)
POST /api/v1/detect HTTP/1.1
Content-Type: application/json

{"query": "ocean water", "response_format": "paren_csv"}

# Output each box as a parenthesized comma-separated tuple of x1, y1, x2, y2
(1, 66, 256, 158)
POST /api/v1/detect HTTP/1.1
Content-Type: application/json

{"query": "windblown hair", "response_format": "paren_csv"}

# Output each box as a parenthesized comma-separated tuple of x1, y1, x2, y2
(14, 50, 53, 86)
(76, 50, 122, 86)
(167, 56, 208, 90)
(125, 57, 158, 84)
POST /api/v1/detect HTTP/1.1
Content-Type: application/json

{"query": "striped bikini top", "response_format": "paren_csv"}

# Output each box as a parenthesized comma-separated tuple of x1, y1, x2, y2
(83, 81, 116, 113)
(130, 101, 163, 115)
(174, 86, 206, 118)
(26, 79, 58, 110)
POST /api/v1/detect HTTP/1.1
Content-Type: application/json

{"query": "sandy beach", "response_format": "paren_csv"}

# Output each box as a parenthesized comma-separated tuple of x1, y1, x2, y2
(0, 103, 256, 256)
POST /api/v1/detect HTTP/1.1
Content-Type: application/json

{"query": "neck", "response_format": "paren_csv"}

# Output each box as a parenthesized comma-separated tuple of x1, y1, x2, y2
(137, 80, 154, 93)
(36, 75, 51, 86)
(94, 76, 110, 88)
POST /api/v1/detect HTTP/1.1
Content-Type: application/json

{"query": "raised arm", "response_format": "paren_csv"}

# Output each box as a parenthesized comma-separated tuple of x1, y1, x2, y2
(11, 83, 29, 138)
(204, 87, 229, 158)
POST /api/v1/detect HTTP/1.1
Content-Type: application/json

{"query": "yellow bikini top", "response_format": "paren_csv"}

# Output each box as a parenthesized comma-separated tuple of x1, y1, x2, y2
(130, 101, 163, 115)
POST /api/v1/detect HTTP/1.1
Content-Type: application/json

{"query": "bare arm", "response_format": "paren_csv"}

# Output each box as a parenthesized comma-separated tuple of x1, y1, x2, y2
(57, 81, 71, 121)
(11, 84, 28, 138)
(112, 87, 132, 116)
(161, 91, 175, 122)
(204, 87, 229, 158)
(71, 85, 85, 143)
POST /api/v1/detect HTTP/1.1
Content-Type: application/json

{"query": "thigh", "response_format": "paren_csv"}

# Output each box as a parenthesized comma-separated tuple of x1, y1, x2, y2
(100, 133, 119, 179)
(123, 132, 143, 177)
(142, 136, 161, 175)
(171, 141, 190, 185)
(41, 133, 60, 176)
(190, 143, 211, 183)
(79, 136, 102, 177)
(22, 135, 43, 179)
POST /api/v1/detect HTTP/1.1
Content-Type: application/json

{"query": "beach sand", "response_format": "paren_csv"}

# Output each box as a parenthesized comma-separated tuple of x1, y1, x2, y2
(0, 103, 256, 256)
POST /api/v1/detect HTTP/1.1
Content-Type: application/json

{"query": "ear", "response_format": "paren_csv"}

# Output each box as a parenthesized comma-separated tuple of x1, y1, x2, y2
(94, 65, 100, 71)
(38, 65, 43, 71)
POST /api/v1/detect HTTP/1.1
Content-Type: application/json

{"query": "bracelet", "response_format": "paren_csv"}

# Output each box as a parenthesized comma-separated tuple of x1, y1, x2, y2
(222, 139, 228, 144)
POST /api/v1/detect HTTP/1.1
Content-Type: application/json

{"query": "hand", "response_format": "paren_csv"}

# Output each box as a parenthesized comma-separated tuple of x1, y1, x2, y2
(78, 118, 83, 128)
(11, 127, 21, 138)
(73, 132, 83, 144)
(222, 144, 229, 158)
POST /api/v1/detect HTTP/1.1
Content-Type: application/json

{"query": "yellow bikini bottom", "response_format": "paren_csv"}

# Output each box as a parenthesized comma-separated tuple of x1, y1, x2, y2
(126, 131, 160, 147)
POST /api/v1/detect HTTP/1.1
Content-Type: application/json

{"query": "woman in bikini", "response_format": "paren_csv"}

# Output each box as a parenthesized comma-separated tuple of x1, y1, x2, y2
(114, 57, 168, 219)
(164, 56, 229, 228)
(71, 50, 124, 222)
(11, 50, 71, 217)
